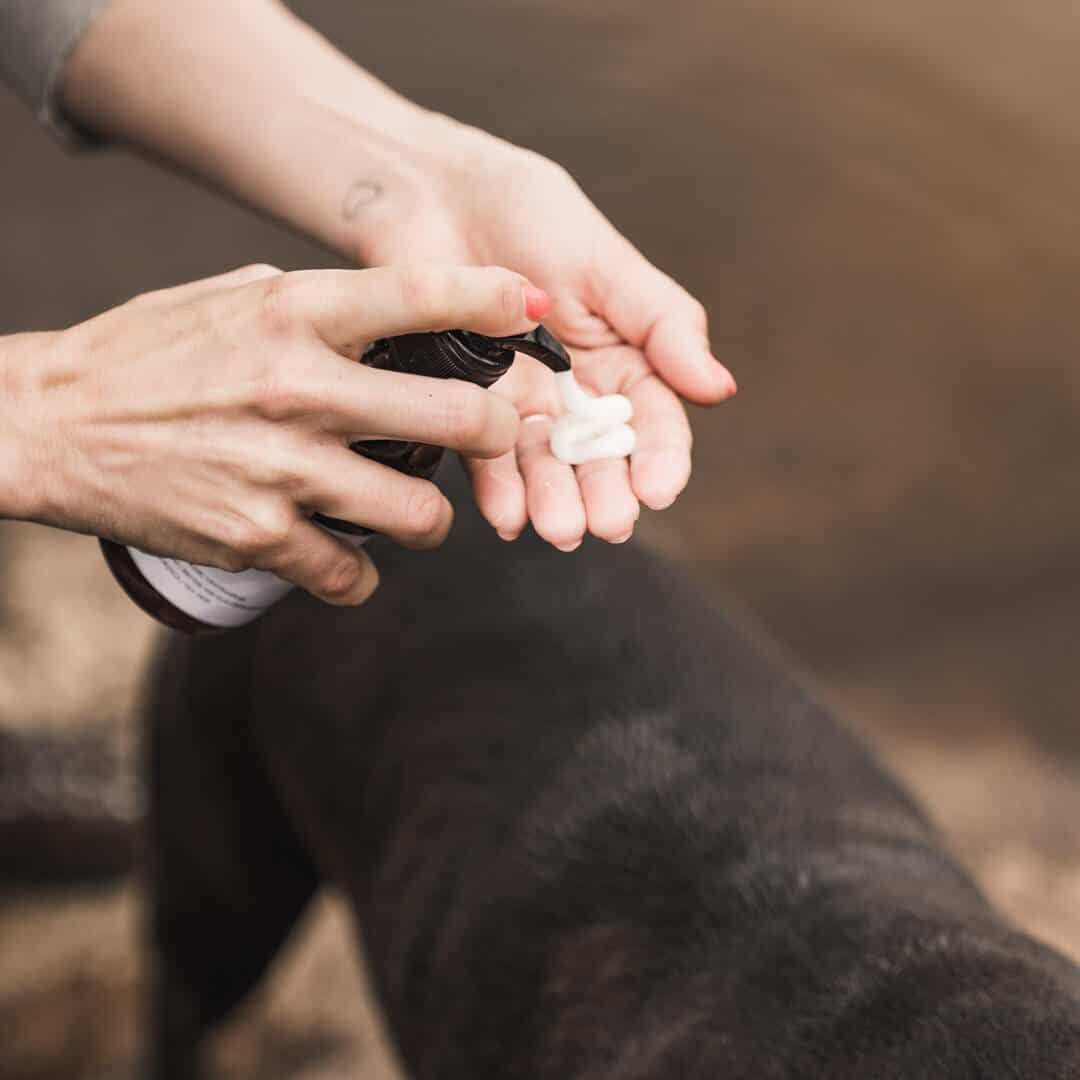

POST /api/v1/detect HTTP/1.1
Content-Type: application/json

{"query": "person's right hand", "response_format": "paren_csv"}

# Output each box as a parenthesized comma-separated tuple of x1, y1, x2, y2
(0, 263, 543, 606)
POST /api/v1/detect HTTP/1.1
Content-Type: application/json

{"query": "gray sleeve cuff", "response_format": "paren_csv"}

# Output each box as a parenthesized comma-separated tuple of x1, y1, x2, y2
(0, 0, 115, 148)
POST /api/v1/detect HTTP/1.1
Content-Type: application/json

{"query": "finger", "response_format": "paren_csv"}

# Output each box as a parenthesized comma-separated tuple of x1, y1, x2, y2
(298, 445, 456, 550)
(265, 519, 379, 606)
(264, 264, 547, 353)
(516, 415, 587, 552)
(598, 241, 736, 404)
(465, 353, 555, 540)
(576, 456, 639, 543)
(133, 264, 282, 308)
(626, 373, 694, 511)
(299, 358, 521, 460)
(465, 451, 528, 541)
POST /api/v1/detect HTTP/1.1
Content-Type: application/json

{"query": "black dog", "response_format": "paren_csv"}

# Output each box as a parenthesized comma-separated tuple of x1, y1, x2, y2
(145, 467, 1080, 1078)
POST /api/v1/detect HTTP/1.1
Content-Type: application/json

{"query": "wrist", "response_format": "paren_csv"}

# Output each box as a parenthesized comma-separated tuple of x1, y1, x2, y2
(0, 333, 57, 523)
(323, 102, 464, 264)
(341, 112, 546, 266)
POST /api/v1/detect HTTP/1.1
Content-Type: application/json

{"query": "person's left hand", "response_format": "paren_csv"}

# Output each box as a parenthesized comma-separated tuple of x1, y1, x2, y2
(357, 124, 736, 551)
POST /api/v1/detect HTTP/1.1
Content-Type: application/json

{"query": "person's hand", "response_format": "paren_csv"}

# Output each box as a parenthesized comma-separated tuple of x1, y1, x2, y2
(59, 0, 729, 551)
(0, 263, 543, 604)
(357, 125, 736, 551)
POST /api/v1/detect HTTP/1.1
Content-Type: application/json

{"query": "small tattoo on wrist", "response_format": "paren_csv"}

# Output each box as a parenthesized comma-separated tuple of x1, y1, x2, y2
(342, 180, 383, 221)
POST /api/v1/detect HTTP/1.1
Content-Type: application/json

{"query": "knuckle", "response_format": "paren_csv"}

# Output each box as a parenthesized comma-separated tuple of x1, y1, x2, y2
(241, 262, 280, 279)
(515, 148, 573, 188)
(256, 272, 303, 335)
(247, 426, 306, 488)
(246, 351, 318, 422)
(251, 369, 311, 423)
(402, 483, 445, 539)
(125, 289, 160, 311)
(318, 558, 361, 600)
(227, 502, 294, 561)
(544, 157, 576, 187)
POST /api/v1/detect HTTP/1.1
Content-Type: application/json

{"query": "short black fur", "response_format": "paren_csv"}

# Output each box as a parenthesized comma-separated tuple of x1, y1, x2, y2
(145, 466, 1080, 1078)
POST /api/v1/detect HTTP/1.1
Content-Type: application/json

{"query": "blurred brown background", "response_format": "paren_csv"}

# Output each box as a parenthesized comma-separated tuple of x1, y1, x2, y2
(2, 0, 1080, 1075)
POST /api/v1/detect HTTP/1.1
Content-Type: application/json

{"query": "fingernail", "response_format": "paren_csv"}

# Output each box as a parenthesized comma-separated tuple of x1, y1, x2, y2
(497, 528, 519, 542)
(556, 539, 582, 553)
(610, 532, 633, 544)
(522, 284, 551, 321)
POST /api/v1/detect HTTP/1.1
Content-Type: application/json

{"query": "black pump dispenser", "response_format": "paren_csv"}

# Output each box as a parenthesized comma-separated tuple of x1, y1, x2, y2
(364, 325, 571, 384)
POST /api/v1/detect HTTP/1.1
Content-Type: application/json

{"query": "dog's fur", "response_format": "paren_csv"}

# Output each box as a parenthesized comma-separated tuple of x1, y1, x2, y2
(146, 467, 1080, 1078)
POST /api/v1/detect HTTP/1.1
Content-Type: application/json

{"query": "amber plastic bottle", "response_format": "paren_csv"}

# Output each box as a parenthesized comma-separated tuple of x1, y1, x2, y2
(101, 327, 570, 634)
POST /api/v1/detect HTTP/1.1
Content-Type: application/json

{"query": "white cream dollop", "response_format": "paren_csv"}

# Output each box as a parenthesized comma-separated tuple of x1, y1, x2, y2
(549, 370, 636, 465)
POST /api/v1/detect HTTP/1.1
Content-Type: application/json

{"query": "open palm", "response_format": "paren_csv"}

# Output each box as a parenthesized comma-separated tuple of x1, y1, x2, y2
(363, 136, 735, 549)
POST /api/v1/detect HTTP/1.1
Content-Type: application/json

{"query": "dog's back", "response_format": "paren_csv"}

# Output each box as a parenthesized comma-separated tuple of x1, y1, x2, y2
(146, 468, 1080, 1078)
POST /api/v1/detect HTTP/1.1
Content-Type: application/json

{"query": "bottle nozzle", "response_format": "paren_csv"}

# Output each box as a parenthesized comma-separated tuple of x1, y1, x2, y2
(456, 326, 572, 374)
(503, 326, 573, 372)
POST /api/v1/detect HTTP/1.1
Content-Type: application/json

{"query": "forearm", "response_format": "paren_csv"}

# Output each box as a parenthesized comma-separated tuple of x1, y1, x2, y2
(60, 0, 470, 264)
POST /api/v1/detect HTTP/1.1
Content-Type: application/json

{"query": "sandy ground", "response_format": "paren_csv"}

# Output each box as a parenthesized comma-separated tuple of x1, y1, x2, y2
(2, 0, 1080, 1075)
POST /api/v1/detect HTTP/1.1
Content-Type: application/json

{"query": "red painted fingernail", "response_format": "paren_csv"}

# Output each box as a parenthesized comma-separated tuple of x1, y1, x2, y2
(522, 284, 551, 321)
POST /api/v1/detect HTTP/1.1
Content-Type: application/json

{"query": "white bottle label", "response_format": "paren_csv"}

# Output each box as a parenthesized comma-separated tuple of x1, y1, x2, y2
(128, 528, 369, 629)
